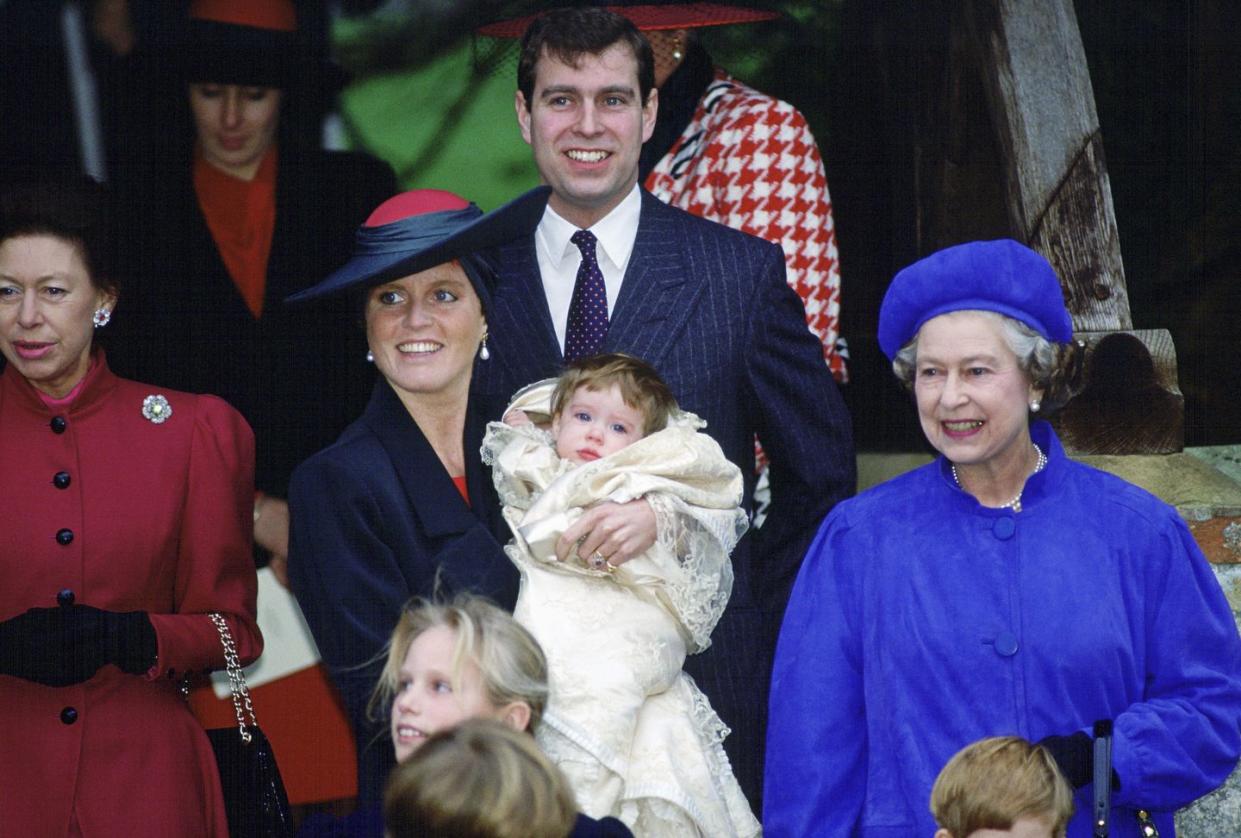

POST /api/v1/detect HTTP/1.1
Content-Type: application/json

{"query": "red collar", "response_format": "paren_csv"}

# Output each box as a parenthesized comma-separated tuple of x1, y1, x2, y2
(1, 351, 120, 418)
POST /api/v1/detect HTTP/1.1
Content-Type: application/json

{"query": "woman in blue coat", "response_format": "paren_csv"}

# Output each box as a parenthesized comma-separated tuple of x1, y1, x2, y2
(764, 240, 1241, 837)
(286, 187, 548, 804)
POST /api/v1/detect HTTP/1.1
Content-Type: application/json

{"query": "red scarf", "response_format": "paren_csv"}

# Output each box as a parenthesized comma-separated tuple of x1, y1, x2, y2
(193, 145, 278, 318)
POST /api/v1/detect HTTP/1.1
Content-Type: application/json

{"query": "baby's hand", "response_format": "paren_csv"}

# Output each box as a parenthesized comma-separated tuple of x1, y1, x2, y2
(503, 409, 533, 428)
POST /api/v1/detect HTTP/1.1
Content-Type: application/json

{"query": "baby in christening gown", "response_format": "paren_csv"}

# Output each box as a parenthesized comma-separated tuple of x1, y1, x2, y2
(481, 354, 760, 838)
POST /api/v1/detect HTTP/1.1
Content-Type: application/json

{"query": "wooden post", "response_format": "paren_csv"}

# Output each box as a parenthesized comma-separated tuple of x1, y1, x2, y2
(962, 0, 1132, 331)
(834, 0, 1185, 453)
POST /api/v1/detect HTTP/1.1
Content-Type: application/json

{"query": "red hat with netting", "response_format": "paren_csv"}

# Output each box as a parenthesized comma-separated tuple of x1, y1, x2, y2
(478, 1, 779, 38)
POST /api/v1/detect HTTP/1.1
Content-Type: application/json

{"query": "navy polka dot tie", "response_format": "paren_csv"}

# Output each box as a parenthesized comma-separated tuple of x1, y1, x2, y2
(565, 229, 609, 362)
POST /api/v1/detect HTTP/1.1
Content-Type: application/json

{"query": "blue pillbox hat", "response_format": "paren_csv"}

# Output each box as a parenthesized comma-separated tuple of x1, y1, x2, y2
(877, 239, 1074, 359)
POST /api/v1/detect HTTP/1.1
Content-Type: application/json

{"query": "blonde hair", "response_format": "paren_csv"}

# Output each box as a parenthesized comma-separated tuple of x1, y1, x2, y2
(384, 719, 577, 838)
(550, 352, 678, 436)
(370, 594, 548, 730)
(930, 736, 1074, 838)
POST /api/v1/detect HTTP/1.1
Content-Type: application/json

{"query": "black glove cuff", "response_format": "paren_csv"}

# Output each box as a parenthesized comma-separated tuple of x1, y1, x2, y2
(1039, 731, 1094, 788)
(112, 611, 157, 675)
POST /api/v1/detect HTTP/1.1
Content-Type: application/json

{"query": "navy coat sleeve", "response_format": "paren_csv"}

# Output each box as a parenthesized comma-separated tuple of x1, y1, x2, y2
(288, 448, 411, 725)
(743, 243, 855, 619)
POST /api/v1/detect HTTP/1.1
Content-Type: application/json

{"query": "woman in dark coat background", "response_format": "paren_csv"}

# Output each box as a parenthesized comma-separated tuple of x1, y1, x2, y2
(106, 0, 396, 810)
(109, 0, 397, 566)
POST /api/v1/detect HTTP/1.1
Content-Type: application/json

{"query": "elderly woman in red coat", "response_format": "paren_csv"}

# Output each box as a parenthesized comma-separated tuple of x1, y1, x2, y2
(0, 178, 261, 836)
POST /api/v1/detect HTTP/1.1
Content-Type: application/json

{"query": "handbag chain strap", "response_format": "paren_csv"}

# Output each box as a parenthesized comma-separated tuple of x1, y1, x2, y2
(208, 612, 258, 744)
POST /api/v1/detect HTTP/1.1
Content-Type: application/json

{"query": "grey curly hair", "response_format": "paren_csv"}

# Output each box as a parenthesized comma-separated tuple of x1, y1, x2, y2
(892, 310, 1078, 411)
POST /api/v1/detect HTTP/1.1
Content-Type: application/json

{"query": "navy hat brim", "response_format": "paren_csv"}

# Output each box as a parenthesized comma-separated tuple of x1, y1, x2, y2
(286, 186, 550, 305)
(877, 239, 1074, 359)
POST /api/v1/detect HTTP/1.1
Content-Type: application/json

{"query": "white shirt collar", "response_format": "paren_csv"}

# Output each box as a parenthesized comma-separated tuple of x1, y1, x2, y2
(535, 184, 642, 275)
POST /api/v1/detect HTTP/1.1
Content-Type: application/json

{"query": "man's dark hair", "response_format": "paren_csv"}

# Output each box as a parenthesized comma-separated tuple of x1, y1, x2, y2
(517, 7, 655, 109)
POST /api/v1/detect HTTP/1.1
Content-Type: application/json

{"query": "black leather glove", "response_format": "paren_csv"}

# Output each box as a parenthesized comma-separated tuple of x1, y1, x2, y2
(1039, 730, 1121, 791)
(0, 605, 156, 687)
(67, 605, 158, 676)
(0, 606, 91, 686)
(1038, 731, 1093, 788)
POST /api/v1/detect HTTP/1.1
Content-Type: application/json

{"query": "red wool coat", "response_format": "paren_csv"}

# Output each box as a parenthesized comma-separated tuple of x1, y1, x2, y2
(645, 68, 846, 382)
(0, 357, 262, 837)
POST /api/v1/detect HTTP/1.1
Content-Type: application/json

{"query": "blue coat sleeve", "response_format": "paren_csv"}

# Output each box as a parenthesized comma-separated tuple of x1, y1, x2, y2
(743, 245, 855, 616)
(1111, 512, 1241, 809)
(764, 507, 867, 837)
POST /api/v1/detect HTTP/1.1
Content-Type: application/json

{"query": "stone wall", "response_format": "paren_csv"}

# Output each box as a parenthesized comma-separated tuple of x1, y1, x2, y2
(1176, 556, 1241, 834)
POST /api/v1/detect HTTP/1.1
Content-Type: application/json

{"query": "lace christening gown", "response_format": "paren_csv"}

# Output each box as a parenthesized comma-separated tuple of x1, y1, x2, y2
(483, 380, 760, 837)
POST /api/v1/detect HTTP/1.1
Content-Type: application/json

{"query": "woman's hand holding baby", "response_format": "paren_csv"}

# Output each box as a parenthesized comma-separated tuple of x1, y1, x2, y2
(557, 499, 656, 568)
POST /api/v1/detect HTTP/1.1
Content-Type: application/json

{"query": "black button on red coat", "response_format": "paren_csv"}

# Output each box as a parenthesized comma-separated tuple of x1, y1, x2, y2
(60, 707, 78, 725)
(50, 416, 67, 433)
(57, 589, 75, 606)
(53, 472, 71, 489)
(56, 528, 74, 545)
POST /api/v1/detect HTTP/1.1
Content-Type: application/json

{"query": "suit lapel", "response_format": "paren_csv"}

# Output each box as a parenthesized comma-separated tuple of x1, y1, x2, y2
(605, 191, 705, 368)
(363, 379, 478, 538)
(491, 236, 563, 381)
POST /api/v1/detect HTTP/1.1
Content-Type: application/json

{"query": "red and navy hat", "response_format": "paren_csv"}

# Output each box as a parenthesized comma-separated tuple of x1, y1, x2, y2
(287, 186, 550, 308)
(180, 0, 342, 89)
(478, 1, 779, 38)
(877, 239, 1074, 360)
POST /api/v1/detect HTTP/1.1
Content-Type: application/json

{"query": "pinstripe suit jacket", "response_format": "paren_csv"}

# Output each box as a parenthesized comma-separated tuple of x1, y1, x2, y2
(473, 189, 855, 803)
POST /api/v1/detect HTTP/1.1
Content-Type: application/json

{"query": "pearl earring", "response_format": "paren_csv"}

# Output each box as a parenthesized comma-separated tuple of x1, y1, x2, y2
(479, 335, 491, 361)
(671, 34, 683, 62)
(1030, 400, 1041, 413)
(366, 350, 374, 363)
(92, 307, 112, 328)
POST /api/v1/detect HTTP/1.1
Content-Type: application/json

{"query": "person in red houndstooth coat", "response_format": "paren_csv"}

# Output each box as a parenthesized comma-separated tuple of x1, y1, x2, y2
(642, 40, 847, 383)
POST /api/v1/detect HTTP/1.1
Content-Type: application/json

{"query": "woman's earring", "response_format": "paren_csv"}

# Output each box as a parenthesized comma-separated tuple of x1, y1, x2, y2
(92, 307, 112, 328)
(479, 334, 491, 361)
(366, 350, 374, 363)
(671, 34, 683, 62)
(1029, 399, 1041, 413)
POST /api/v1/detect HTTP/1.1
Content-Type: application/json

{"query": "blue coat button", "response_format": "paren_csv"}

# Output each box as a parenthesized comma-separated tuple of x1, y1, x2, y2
(995, 631, 1019, 657)
(993, 517, 1016, 539)
(57, 589, 75, 606)
(60, 707, 78, 724)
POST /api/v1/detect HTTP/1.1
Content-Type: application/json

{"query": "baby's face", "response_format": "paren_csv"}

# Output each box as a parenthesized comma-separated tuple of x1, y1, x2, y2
(552, 383, 646, 464)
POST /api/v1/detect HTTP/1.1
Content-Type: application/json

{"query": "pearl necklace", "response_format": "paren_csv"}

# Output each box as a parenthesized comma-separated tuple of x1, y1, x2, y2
(952, 443, 1047, 513)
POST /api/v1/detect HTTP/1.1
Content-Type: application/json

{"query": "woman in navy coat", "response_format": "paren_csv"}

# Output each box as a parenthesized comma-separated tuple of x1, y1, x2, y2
(287, 187, 549, 804)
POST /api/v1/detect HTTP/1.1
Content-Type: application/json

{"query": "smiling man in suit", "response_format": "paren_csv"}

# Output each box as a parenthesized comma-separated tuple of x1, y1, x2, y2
(473, 6, 855, 805)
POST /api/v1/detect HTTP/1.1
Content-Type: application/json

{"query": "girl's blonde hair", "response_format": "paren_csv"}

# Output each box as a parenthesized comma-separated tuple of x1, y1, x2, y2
(384, 719, 577, 838)
(370, 594, 548, 730)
